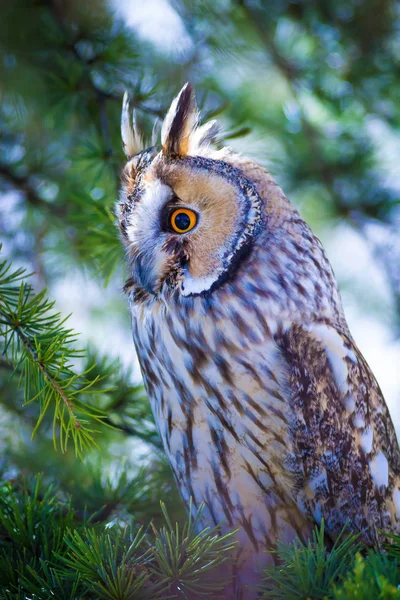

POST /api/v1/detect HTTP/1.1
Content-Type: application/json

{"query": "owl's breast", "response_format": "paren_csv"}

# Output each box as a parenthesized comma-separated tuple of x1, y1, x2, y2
(130, 297, 311, 555)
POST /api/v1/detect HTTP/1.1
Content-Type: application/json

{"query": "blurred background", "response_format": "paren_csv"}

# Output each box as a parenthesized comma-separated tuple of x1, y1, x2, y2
(0, 0, 400, 526)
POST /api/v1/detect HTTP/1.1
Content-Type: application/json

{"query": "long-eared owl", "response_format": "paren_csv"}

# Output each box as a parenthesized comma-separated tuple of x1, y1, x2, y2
(117, 83, 400, 599)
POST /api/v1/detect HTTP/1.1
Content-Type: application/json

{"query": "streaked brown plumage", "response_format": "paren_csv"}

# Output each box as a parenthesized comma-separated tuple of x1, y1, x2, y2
(117, 84, 400, 599)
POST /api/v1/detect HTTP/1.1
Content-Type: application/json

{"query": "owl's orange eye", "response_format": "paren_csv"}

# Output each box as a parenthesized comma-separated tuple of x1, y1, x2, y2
(169, 208, 197, 234)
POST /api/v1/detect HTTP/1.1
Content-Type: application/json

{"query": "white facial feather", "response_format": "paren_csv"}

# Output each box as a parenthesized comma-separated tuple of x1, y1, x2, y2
(126, 179, 170, 247)
(181, 271, 218, 296)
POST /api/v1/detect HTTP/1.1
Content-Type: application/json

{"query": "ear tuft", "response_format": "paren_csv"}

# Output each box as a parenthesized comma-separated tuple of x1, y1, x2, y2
(188, 119, 220, 154)
(121, 92, 143, 157)
(161, 83, 198, 156)
(151, 118, 161, 147)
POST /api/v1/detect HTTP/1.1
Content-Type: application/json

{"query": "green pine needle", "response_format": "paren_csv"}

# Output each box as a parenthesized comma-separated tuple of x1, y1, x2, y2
(0, 251, 111, 457)
(262, 520, 361, 599)
(60, 526, 151, 600)
(149, 500, 238, 598)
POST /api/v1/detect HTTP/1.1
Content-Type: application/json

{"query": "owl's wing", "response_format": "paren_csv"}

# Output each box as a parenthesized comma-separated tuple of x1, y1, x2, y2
(275, 321, 400, 544)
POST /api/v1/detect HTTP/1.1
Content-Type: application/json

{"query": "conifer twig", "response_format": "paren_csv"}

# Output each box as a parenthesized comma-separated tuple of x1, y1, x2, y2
(0, 251, 109, 456)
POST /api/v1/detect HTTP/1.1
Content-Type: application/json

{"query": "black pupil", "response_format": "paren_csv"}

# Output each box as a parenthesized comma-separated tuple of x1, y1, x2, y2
(174, 212, 191, 231)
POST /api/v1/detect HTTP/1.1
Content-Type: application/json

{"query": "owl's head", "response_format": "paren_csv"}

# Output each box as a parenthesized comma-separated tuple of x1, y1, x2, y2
(117, 83, 264, 299)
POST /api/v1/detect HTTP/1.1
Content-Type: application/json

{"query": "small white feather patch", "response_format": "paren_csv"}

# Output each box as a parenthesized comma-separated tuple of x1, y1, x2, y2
(353, 413, 365, 428)
(394, 487, 400, 517)
(369, 450, 389, 487)
(343, 394, 355, 413)
(309, 324, 350, 394)
(360, 428, 373, 454)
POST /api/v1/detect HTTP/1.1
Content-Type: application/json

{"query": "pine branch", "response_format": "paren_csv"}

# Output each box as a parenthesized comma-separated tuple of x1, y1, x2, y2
(0, 475, 88, 600)
(59, 499, 237, 600)
(1, 324, 161, 449)
(149, 500, 238, 598)
(0, 251, 110, 457)
(262, 520, 361, 599)
(0, 474, 235, 600)
(60, 527, 152, 600)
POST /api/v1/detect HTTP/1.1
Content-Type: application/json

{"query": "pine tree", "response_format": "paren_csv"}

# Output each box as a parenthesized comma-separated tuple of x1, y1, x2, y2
(1, 0, 400, 598)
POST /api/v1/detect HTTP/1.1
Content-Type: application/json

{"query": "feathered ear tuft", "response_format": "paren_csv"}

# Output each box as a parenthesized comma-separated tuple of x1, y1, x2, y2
(151, 118, 161, 147)
(188, 119, 220, 154)
(121, 92, 143, 157)
(161, 83, 198, 156)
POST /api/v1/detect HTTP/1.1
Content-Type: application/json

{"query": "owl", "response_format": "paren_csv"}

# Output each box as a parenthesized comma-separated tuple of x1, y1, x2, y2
(117, 84, 400, 599)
